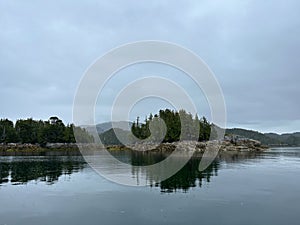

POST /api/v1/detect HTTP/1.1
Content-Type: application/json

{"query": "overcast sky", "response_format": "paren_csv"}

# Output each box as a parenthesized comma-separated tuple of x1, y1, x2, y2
(1, 0, 299, 134)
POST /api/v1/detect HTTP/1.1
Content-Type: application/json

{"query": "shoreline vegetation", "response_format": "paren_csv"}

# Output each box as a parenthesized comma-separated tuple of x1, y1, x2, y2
(0, 109, 281, 156)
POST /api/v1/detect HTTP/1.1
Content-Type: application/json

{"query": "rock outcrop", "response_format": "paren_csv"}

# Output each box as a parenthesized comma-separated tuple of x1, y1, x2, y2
(117, 138, 268, 153)
(0, 138, 268, 156)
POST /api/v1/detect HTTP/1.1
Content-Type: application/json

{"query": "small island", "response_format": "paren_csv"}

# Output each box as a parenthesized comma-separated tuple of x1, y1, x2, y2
(0, 109, 271, 156)
(0, 116, 92, 155)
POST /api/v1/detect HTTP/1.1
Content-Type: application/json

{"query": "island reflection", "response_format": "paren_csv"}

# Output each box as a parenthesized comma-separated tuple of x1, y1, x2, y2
(127, 150, 262, 192)
(0, 156, 86, 185)
(0, 151, 263, 192)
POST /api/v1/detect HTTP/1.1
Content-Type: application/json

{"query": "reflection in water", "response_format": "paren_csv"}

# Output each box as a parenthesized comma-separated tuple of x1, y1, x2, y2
(159, 158, 219, 193)
(0, 156, 86, 185)
(0, 151, 265, 192)
(127, 150, 220, 192)
(1, 148, 299, 225)
(130, 151, 262, 192)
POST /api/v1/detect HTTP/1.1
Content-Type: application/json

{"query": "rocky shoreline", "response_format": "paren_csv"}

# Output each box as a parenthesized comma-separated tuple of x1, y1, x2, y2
(0, 138, 268, 156)
(107, 138, 269, 152)
(0, 143, 80, 156)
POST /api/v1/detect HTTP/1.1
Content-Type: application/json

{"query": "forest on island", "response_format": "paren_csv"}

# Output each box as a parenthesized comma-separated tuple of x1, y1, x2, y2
(131, 109, 212, 142)
(0, 116, 93, 145)
(99, 109, 214, 145)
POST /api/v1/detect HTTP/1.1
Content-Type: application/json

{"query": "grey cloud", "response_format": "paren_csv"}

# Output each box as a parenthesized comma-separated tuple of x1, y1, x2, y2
(0, 0, 299, 133)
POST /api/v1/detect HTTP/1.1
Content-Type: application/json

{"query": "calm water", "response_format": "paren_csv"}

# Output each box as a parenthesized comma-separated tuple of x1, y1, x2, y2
(0, 147, 300, 225)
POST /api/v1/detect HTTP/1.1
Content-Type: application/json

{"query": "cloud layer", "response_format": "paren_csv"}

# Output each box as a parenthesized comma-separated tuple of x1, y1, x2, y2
(1, 0, 299, 133)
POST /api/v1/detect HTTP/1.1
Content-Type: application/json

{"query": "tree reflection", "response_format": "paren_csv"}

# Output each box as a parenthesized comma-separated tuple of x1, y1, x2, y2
(159, 157, 220, 193)
(0, 156, 86, 185)
(0, 151, 263, 191)
(130, 151, 262, 193)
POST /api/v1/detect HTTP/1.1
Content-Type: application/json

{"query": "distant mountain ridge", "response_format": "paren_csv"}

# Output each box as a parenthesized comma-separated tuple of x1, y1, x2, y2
(226, 128, 300, 146)
(83, 121, 133, 134)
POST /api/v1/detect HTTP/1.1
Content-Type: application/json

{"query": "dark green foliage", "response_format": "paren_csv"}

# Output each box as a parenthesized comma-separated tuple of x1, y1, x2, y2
(0, 117, 92, 144)
(159, 109, 181, 142)
(0, 119, 18, 143)
(15, 119, 44, 143)
(131, 109, 212, 143)
(198, 116, 211, 141)
(41, 120, 65, 144)
(64, 124, 76, 143)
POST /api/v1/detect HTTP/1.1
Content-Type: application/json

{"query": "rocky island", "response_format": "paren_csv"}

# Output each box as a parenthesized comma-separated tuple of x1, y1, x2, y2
(0, 112, 268, 156)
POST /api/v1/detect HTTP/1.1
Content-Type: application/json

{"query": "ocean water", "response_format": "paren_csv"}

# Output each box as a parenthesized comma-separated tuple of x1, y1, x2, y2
(0, 147, 300, 225)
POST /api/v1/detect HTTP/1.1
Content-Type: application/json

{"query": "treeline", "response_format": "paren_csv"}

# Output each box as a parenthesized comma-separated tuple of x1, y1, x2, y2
(0, 116, 93, 145)
(131, 109, 212, 142)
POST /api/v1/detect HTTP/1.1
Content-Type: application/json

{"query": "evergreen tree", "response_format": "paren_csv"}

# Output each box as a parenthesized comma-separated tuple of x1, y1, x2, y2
(131, 109, 211, 143)
(0, 119, 18, 143)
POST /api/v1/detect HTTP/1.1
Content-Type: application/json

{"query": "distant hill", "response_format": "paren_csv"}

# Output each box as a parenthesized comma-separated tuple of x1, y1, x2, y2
(225, 128, 277, 145)
(83, 121, 133, 134)
(264, 132, 300, 146)
(99, 128, 132, 145)
(226, 128, 300, 146)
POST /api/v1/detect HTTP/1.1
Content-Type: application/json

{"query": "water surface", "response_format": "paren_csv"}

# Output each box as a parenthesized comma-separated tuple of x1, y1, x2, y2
(0, 148, 300, 225)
